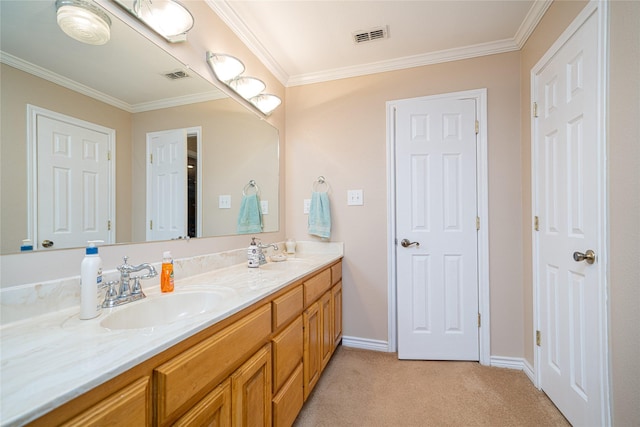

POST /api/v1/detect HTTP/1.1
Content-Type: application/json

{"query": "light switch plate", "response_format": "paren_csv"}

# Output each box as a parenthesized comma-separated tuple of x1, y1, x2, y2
(260, 200, 269, 214)
(347, 189, 364, 206)
(219, 195, 231, 209)
(303, 199, 311, 214)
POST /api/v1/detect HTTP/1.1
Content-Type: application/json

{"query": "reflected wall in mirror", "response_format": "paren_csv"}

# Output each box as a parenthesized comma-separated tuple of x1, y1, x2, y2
(0, 0, 279, 255)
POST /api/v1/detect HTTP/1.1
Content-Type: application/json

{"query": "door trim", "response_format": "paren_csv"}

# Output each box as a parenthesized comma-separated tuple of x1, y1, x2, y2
(531, 1, 610, 423)
(26, 104, 116, 249)
(386, 88, 490, 365)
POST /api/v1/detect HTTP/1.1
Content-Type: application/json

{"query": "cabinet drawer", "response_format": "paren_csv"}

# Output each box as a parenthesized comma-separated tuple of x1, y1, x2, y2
(303, 268, 331, 306)
(61, 377, 150, 426)
(331, 261, 342, 286)
(272, 363, 303, 427)
(155, 304, 271, 425)
(173, 379, 231, 427)
(272, 285, 303, 330)
(272, 315, 303, 393)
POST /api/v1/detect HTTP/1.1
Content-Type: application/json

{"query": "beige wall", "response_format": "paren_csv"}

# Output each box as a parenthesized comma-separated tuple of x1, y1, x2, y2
(0, 64, 133, 253)
(608, 1, 640, 424)
(285, 52, 524, 356)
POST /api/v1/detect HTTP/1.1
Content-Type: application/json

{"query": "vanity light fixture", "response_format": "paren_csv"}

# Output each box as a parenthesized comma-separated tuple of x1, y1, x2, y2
(206, 53, 245, 82)
(250, 94, 282, 115)
(132, 0, 194, 42)
(206, 51, 282, 116)
(228, 76, 266, 99)
(55, 0, 112, 46)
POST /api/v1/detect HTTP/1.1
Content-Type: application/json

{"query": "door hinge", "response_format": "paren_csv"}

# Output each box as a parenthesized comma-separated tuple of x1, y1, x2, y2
(107, 150, 111, 161)
(478, 313, 481, 328)
(534, 216, 539, 231)
(476, 217, 480, 231)
(536, 330, 541, 347)
(475, 120, 479, 134)
(150, 153, 153, 164)
(107, 220, 111, 231)
(150, 220, 153, 230)
(533, 102, 539, 118)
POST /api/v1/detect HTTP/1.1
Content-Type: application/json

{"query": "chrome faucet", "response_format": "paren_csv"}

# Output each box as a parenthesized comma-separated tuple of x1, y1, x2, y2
(257, 241, 279, 265)
(102, 256, 157, 308)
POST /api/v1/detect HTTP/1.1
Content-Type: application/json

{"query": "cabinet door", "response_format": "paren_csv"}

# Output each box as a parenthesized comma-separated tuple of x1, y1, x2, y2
(272, 363, 303, 427)
(303, 301, 321, 400)
(320, 291, 333, 369)
(231, 344, 272, 427)
(173, 379, 231, 427)
(332, 281, 343, 348)
(61, 377, 150, 426)
(272, 315, 303, 393)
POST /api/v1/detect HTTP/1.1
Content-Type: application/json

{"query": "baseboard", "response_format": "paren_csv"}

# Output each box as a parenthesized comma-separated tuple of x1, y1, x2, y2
(341, 336, 390, 352)
(490, 356, 537, 387)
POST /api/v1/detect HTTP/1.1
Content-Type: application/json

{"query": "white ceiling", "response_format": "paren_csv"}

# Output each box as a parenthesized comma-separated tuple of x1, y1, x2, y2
(207, 0, 551, 87)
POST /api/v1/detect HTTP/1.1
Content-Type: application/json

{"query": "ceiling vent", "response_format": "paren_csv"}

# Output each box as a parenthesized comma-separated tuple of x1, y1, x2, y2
(353, 26, 388, 44)
(163, 70, 190, 80)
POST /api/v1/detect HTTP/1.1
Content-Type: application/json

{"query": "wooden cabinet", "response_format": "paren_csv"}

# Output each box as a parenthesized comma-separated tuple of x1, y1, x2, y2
(231, 344, 272, 427)
(61, 377, 150, 427)
(30, 258, 342, 427)
(173, 379, 231, 427)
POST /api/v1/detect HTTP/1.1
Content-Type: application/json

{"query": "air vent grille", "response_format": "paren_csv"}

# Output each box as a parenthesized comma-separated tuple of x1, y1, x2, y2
(353, 26, 388, 44)
(164, 70, 190, 80)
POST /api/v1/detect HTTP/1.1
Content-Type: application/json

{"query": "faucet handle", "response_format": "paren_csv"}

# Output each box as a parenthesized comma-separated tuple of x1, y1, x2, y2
(101, 280, 120, 308)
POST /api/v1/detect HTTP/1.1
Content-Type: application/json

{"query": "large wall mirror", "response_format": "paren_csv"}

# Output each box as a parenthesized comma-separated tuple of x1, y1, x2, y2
(0, 0, 279, 255)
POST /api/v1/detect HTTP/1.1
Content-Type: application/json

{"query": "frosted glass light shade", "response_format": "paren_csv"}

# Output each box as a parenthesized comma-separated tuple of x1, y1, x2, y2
(207, 53, 245, 82)
(134, 0, 193, 39)
(56, 0, 111, 45)
(250, 94, 282, 115)
(228, 76, 266, 99)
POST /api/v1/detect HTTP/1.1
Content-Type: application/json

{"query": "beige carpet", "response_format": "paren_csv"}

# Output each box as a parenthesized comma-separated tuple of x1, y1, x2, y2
(294, 346, 570, 427)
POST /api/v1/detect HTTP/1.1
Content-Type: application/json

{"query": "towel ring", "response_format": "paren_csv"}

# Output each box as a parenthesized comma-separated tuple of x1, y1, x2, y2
(243, 180, 260, 196)
(312, 176, 330, 193)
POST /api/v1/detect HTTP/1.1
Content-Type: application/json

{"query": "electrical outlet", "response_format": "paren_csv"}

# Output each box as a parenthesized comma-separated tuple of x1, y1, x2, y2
(347, 189, 364, 206)
(303, 199, 311, 214)
(219, 195, 231, 209)
(261, 200, 269, 214)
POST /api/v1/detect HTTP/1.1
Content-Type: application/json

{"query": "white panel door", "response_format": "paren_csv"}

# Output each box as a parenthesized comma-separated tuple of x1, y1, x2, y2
(36, 115, 112, 250)
(534, 10, 605, 426)
(146, 129, 187, 241)
(396, 97, 478, 360)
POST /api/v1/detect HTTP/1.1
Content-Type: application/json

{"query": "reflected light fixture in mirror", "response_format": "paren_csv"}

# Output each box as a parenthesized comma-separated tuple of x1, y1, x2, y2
(132, 0, 194, 42)
(55, 0, 111, 45)
(206, 51, 282, 116)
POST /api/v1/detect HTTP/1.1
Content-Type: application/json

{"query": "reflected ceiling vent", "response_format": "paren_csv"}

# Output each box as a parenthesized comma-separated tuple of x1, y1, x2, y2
(163, 70, 190, 80)
(352, 26, 388, 44)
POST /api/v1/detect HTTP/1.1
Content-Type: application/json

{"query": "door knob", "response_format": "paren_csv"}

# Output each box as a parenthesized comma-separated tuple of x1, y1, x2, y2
(42, 240, 54, 248)
(573, 249, 596, 265)
(400, 239, 419, 248)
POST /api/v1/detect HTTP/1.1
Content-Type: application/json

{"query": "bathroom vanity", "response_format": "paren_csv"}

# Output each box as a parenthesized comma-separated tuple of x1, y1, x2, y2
(0, 244, 342, 427)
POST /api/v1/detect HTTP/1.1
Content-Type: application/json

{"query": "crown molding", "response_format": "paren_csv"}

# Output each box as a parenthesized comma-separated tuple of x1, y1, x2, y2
(513, 0, 553, 48)
(206, 0, 549, 88)
(1, 51, 132, 112)
(287, 38, 519, 87)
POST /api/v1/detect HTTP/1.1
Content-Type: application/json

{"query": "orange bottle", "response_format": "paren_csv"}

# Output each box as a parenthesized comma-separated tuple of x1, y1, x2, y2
(161, 251, 174, 293)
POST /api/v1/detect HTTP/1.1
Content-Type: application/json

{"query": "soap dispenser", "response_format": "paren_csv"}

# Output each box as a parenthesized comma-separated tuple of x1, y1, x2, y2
(248, 237, 260, 268)
(80, 240, 103, 319)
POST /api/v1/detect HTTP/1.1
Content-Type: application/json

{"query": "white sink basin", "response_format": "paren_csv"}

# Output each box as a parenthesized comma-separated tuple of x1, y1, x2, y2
(100, 291, 234, 330)
(261, 257, 311, 270)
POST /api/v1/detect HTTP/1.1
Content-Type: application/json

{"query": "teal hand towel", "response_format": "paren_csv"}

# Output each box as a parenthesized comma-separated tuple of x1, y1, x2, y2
(308, 191, 331, 239)
(237, 194, 263, 234)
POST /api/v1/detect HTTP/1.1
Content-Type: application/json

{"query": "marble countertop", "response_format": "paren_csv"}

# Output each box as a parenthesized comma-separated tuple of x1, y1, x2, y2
(0, 250, 342, 426)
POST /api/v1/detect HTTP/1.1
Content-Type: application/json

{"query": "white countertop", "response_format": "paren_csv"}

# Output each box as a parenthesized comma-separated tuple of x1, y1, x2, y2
(0, 251, 342, 426)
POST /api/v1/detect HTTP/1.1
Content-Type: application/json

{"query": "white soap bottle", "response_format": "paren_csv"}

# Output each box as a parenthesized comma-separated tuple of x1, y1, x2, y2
(248, 237, 260, 268)
(80, 240, 103, 319)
